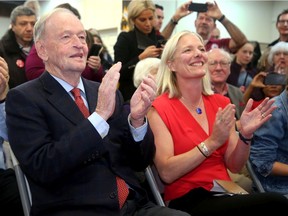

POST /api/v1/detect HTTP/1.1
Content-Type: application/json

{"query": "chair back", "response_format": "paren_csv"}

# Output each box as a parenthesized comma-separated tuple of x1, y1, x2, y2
(246, 159, 265, 193)
(10, 148, 32, 216)
(144, 165, 165, 206)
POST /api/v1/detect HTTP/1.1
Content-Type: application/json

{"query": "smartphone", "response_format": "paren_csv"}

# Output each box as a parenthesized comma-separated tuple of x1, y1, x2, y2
(156, 39, 167, 48)
(88, 44, 103, 57)
(188, 2, 208, 12)
(264, 72, 286, 85)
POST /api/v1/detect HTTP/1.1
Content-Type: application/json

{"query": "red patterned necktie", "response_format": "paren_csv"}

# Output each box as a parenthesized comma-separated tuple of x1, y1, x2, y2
(71, 88, 129, 208)
(71, 88, 90, 118)
(116, 176, 129, 209)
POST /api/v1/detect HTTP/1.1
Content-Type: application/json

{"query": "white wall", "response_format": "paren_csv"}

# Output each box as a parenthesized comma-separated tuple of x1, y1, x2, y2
(0, 17, 11, 37)
(1, 0, 287, 57)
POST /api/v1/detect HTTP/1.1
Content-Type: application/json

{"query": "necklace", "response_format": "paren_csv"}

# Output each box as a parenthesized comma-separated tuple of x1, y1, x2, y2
(181, 96, 203, 115)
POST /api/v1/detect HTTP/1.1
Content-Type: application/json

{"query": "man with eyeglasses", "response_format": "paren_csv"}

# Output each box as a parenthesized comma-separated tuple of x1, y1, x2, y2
(207, 48, 245, 121)
(207, 48, 252, 193)
(268, 9, 288, 47)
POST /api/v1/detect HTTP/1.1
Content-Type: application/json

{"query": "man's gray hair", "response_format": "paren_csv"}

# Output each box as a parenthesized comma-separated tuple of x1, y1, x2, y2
(33, 8, 75, 42)
(10, 5, 35, 25)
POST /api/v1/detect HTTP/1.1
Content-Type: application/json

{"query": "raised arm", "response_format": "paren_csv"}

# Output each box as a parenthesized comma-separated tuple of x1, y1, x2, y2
(219, 16, 248, 53)
(207, 1, 247, 53)
(161, 1, 192, 39)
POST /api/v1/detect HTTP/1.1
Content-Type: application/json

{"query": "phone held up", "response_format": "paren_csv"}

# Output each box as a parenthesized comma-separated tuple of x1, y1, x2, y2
(87, 44, 103, 58)
(188, 2, 208, 12)
(264, 72, 287, 85)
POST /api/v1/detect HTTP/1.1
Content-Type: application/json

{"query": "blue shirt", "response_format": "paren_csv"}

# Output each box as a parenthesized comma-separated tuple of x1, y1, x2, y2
(0, 102, 7, 169)
(250, 90, 288, 194)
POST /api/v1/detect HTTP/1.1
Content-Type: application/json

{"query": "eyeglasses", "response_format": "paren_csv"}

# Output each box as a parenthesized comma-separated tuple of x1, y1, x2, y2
(278, 20, 288, 25)
(208, 61, 230, 68)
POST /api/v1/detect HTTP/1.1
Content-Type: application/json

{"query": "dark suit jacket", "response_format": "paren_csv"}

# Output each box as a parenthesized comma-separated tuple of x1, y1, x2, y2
(227, 84, 245, 119)
(6, 72, 155, 216)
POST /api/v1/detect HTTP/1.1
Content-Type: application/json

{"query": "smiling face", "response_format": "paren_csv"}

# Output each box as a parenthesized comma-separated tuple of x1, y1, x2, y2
(169, 34, 207, 80)
(195, 13, 215, 40)
(36, 10, 88, 77)
(276, 13, 288, 37)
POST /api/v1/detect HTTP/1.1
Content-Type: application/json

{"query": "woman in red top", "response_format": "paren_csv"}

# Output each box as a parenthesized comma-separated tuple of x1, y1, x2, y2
(148, 30, 288, 215)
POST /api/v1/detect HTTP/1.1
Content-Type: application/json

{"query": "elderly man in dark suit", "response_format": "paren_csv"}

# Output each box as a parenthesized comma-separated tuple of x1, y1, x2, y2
(6, 8, 190, 216)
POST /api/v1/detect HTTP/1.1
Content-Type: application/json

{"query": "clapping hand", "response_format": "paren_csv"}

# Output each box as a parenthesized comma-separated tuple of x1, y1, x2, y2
(210, 104, 236, 148)
(0, 57, 9, 100)
(239, 97, 277, 138)
(130, 74, 156, 128)
(95, 62, 121, 120)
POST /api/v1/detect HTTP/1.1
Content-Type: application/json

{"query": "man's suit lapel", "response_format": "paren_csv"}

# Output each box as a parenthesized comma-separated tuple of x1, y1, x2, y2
(39, 72, 91, 124)
(82, 78, 98, 114)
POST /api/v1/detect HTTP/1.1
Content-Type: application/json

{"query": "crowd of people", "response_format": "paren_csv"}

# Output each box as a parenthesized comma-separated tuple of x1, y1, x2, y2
(0, 0, 288, 215)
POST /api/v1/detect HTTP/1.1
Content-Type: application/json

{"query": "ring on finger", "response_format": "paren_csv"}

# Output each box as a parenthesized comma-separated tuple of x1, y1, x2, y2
(261, 113, 266, 118)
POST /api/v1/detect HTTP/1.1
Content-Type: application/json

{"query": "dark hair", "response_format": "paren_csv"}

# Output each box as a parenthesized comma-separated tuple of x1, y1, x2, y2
(55, 3, 81, 19)
(85, 30, 94, 50)
(92, 34, 109, 55)
(10, 6, 35, 24)
(277, 9, 288, 22)
(196, 12, 216, 23)
(155, 4, 163, 10)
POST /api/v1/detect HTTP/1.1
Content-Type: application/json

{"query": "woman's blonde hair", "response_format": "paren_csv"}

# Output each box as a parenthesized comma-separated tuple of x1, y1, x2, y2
(127, 0, 155, 30)
(156, 30, 213, 98)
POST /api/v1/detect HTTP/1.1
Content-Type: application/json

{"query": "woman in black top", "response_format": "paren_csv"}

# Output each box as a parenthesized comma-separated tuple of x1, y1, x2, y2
(114, 0, 164, 102)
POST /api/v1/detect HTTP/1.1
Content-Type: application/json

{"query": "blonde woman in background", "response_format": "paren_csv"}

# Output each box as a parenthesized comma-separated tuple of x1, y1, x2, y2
(114, 0, 164, 102)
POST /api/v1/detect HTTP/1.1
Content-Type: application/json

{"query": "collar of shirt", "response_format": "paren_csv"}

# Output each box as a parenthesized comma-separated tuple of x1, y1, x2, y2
(19, 44, 31, 56)
(212, 83, 228, 96)
(51, 75, 86, 99)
